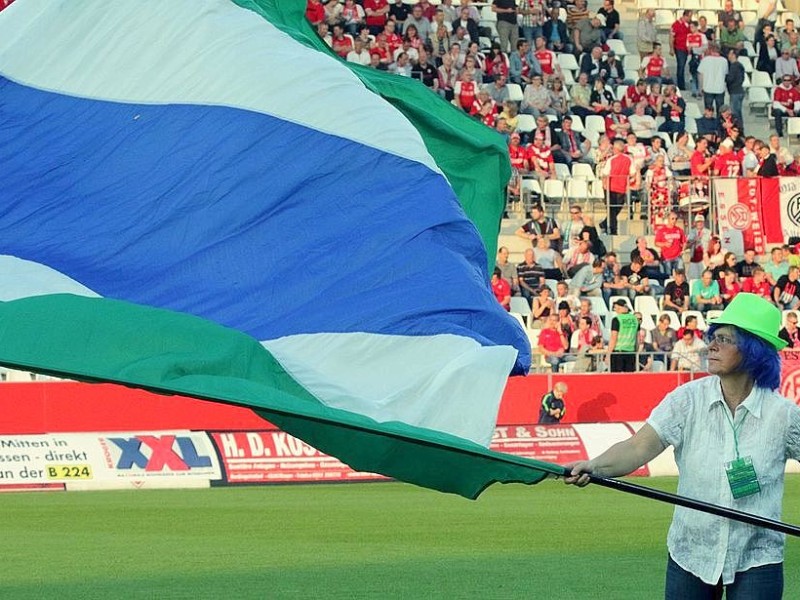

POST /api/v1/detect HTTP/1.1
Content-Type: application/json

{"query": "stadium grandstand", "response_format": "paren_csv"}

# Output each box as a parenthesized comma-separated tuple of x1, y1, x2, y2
(300, 0, 800, 376)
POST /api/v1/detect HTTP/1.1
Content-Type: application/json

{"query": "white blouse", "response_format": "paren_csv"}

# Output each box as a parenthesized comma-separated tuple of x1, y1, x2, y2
(648, 376, 800, 585)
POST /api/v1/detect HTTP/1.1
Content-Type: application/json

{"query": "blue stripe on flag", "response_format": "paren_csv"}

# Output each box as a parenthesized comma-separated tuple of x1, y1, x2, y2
(0, 77, 529, 370)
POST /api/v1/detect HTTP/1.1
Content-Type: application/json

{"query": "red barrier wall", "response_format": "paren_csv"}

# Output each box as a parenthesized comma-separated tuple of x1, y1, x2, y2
(0, 374, 703, 434)
(498, 372, 701, 424)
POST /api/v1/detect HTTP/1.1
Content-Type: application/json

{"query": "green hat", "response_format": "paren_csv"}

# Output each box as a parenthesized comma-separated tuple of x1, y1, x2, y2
(708, 293, 787, 350)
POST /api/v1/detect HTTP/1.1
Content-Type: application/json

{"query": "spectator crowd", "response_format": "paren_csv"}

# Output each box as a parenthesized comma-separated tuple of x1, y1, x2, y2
(494, 201, 800, 372)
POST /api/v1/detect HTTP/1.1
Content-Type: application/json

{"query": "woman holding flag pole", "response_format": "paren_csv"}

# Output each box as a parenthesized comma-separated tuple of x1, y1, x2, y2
(566, 293, 800, 598)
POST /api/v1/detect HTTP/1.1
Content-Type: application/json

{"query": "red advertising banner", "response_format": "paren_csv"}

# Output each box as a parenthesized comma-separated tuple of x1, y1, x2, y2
(211, 431, 386, 484)
(210, 424, 649, 486)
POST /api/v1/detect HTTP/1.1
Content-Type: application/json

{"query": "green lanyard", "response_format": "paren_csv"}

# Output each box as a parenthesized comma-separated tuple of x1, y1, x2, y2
(723, 407, 744, 459)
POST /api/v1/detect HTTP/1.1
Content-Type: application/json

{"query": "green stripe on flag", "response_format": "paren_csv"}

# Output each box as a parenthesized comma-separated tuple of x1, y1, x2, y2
(0, 295, 559, 498)
(232, 0, 511, 273)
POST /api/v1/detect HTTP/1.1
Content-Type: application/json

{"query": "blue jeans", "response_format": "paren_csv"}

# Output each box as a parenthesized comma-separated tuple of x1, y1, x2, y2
(662, 258, 684, 277)
(675, 50, 688, 90)
(730, 92, 745, 127)
(522, 25, 542, 44)
(704, 92, 725, 115)
(666, 555, 783, 600)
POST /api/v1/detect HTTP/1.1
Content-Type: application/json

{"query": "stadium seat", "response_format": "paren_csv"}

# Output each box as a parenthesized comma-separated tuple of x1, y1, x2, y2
(510, 297, 532, 320)
(516, 114, 536, 133)
(589, 179, 605, 199)
(738, 55, 754, 73)
(584, 128, 600, 148)
(640, 312, 657, 331)
(520, 177, 542, 205)
(507, 83, 524, 102)
(750, 70, 774, 89)
(659, 310, 681, 330)
(558, 52, 579, 74)
(554, 163, 571, 180)
(685, 118, 698, 134)
(566, 178, 589, 200)
(562, 69, 575, 85)
(588, 295, 609, 316)
(543, 179, 565, 206)
(509, 312, 527, 329)
(706, 309, 724, 322)
(698, 10, 718, 26)
(651, 360, 666, 372)
(682, 310, 708, 331)
(787, 118, 800, 151)
(634, 295, 661, 317)
(609, 295, 634, 313)
(740, 10, 758, 26)
(585, 115, 606, 135)
(747, 86, 771, 116)
(658, 0, 679, 9)
(571, 162, 596, 180)
(742, 0, 758, 10)
(623, 55, 641, 72)
(570, 115, 585, 132)
(544, 278, 559, 296)
(625, 69, 641, 84)
(639, 0, 658, 8)
(480, 5, 497, 21)
(654, 9, 675, 30)
(606, 39, 627, 57)
(616, 85, 628, 101)
(684, 103, 702, 120)
(479, 36, 492, 50)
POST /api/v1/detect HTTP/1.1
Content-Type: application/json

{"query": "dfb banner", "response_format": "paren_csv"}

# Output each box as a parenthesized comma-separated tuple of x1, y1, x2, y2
(764, 177, 800, 243)
(713, 177, 765, 255)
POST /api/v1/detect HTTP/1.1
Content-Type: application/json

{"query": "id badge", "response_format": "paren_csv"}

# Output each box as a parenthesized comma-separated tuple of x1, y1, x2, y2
(725, 456, 761, 499)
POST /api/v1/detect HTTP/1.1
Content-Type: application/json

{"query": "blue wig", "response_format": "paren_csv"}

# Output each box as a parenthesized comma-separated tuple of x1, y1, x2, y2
(707, 323, 781, 390)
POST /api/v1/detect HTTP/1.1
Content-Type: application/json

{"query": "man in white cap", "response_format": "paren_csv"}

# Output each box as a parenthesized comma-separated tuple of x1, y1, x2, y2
(712, 139, 742, 177)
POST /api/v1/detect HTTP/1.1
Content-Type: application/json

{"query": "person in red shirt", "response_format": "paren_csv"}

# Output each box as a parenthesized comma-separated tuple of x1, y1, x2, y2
(533, 36, 558, 81)
(670, 10, 692, 90)
(605, 100, 630, 140)
(377, 20, 403, 54)
(718, 268, 741, 307)
(364, 0, 390, 35)
(712, 139, 742, 177)
(600, 139, 635, 235)
(527, 135, 556, 179)
(454, 70, 478, 112)
(689, 138, 714, 197)
(330, 24, 354, 58)
(537, 315, 569, 372)
(622, 79, 648, 114)
(508, 132, 528, 171)
(686, 20, 708, 97)
(773, 75, 800, 137)
(471, 89, 498, 127)
(655, 211, 687, 276)
(641, 43, 669, 82)
(491, 268, 511, 310)
(306, 0, 326, 25)
(742, 267, 773, 300)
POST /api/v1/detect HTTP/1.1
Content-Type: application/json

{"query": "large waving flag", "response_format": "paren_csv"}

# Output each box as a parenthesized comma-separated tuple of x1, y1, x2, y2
(0, 0, 559, 497)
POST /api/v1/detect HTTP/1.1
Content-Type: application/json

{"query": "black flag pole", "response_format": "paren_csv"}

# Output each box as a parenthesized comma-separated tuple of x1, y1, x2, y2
(560, 467, 800, 538)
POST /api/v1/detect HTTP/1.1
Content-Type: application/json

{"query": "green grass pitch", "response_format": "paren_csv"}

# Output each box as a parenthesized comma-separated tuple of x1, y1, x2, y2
(1, 477, 799, 599)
